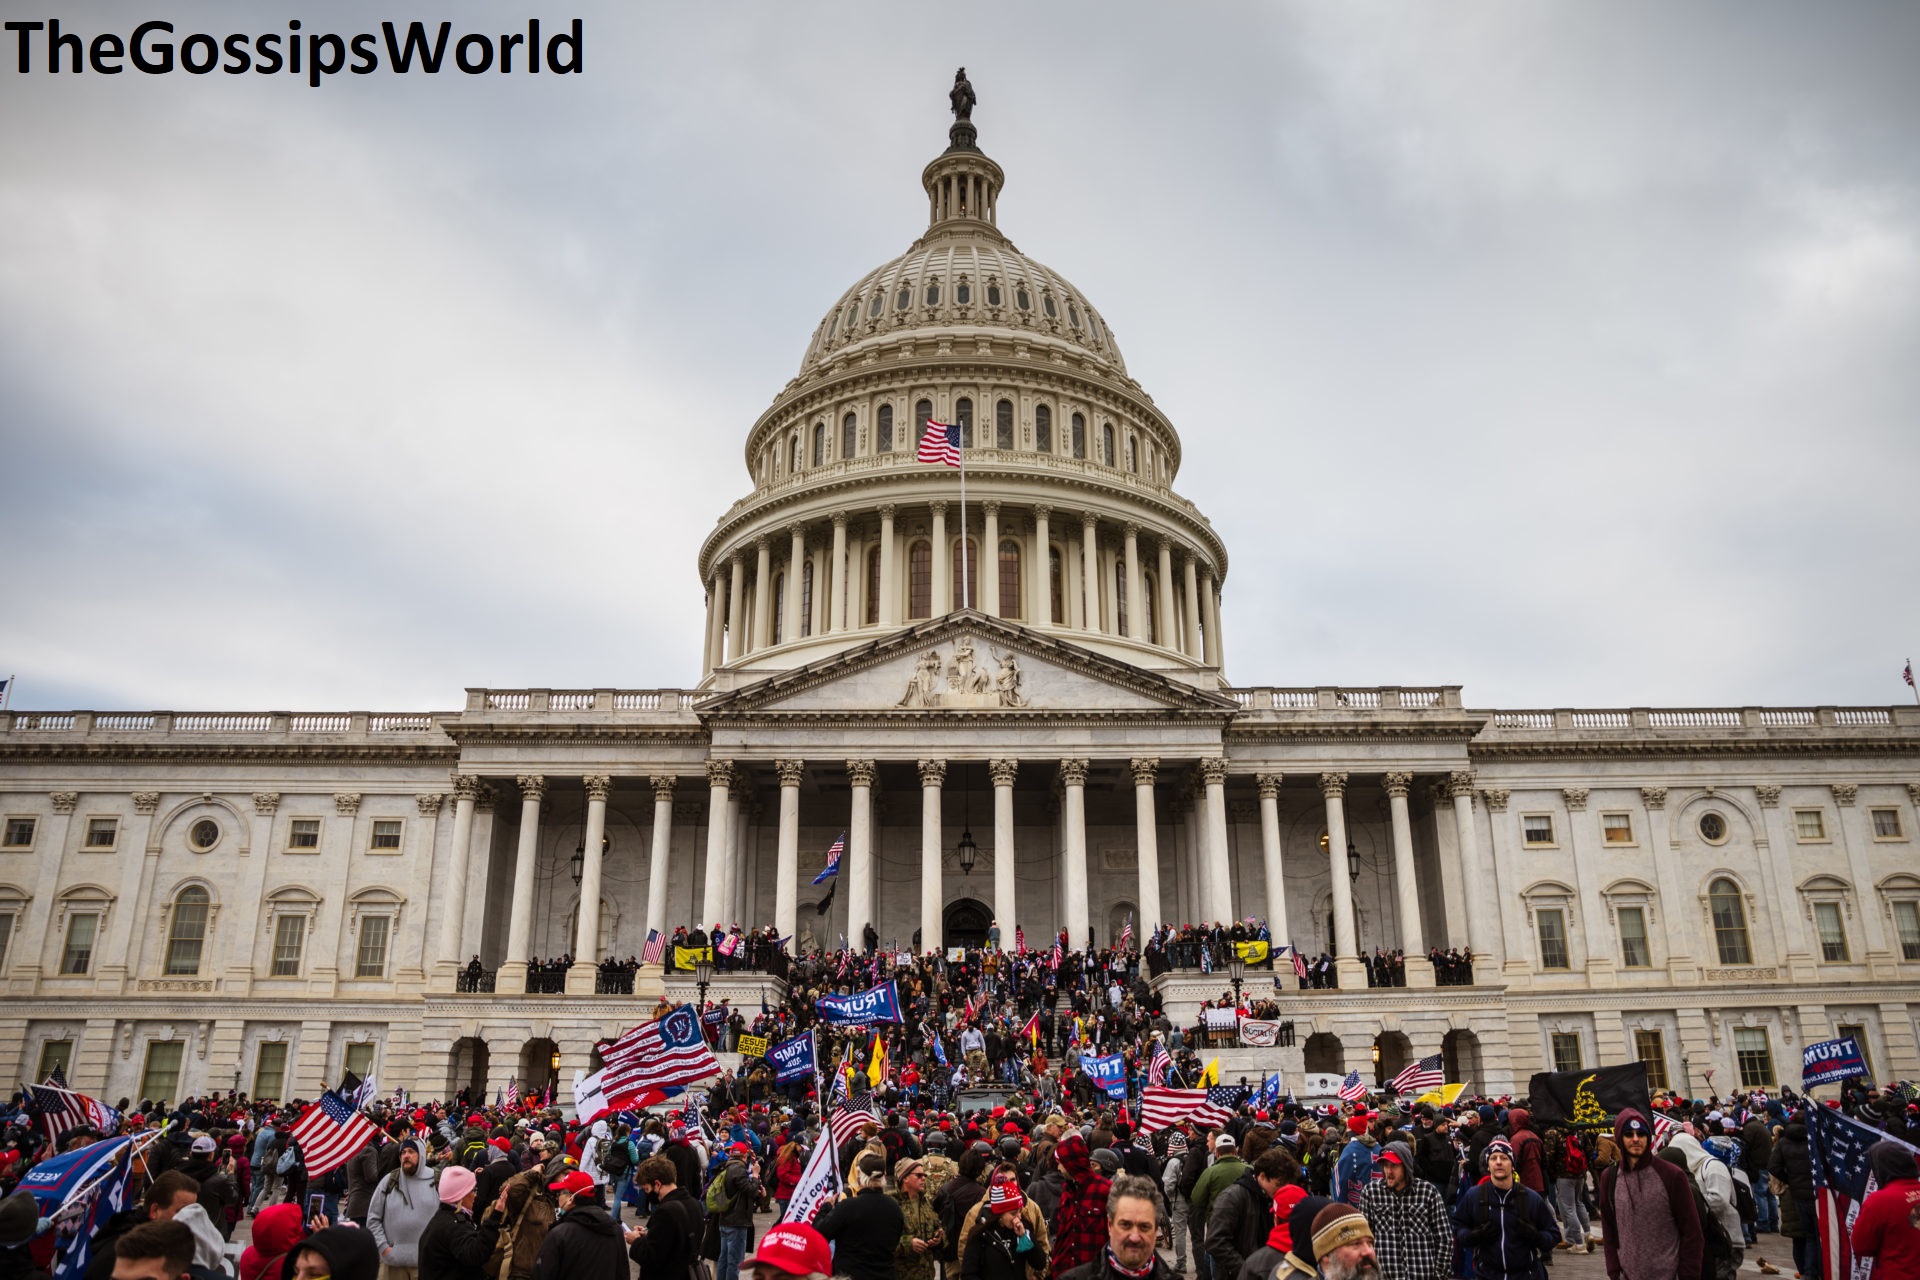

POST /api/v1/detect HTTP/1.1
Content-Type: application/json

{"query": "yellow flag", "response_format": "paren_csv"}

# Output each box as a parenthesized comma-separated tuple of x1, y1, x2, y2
(1413, 1083, 1467, 1107)
(1200, 1057, 1220, 1087)
(1233, 940, 1270, 964)
(868, 1033, 887, 1086)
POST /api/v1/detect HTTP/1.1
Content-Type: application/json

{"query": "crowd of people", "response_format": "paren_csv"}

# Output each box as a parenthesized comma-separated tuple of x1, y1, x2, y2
(4, 1060, 1918, 1280)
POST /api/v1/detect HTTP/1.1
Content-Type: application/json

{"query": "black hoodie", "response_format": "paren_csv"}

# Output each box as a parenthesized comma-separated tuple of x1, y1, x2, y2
(1768, 1120, 1815, 1200)
(532, 1194, 627, 1280)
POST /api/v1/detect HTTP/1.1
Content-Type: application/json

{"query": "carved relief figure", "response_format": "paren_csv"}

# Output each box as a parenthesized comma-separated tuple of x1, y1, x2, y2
(948, 637, 991, 694)
(899, 650, 945, 707)
(992, 650, 1028, 707)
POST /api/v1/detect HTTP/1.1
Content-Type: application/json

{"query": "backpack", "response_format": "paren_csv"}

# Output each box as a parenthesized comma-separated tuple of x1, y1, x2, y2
(601, 1137, 632, 1177)
(1731, 1170, 1757, 1226)
(1562, 1135, 1587, 1176)
(705, 1171, 735, 1214)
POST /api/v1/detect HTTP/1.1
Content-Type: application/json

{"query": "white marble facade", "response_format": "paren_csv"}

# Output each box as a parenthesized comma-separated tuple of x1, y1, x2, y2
(3, 108, 1918, 1109)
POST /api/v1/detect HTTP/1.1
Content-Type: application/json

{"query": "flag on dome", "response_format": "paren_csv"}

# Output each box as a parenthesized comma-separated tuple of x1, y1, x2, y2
(917, 421, 961, 466)
(812, 832, 846, 885)
(1338, 1070, 1369, 1103)
(1390, 1054, 1444, 1096)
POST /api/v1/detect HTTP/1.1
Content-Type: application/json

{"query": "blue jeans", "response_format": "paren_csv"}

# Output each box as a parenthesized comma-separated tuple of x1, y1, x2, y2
(1751, 1177, 1777, 1233)
(719, 1225, 751, 1280)
(1792, 1199, 1821, 1279)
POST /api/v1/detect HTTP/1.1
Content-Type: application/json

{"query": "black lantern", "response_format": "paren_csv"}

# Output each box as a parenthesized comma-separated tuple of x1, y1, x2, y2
(1347, 841, 1361, 884)
(956, 763, 978, 874)
(956, 827, 978, 875)
(572, 833, 610, 885)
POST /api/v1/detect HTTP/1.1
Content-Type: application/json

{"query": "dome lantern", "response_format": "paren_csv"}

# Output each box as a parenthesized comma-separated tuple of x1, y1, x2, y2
(922, 67, 1003, 235)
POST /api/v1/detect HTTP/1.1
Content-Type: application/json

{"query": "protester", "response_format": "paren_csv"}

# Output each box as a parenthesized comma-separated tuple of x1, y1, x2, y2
(624, 1157, 703, 1280)
(1452, 1137, 1558, 1280)
(367, 1139, 438, 1280)
(816, 1154, 906, 1280)
(1598, 1110, 1702, 1280)
(532, 1171, 625, 1280)
(1357, 1142, 1449, 1280)
(1851, 1139, 1920, 1272)
(1057, 1176, 1176, 1280)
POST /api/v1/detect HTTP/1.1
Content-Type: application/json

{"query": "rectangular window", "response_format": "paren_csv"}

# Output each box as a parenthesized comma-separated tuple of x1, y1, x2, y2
(369, 820, 403, 851)
(355, 916, 390, 978)
(1871, 808, 1905, 839)
(140, 1041, 184, 1101)
(60, 913, 98, 974)
(1601, 813, 1634, 845)
(84, 818, 117, 848)
(1834, 1024, 1873, 1081)
(1634, 1030, 1670, 1091)
(2, 818, 35, 848)
(1537, 908, 1570, 970)
(271, 914, 306, 976)
(1617, 906, 1651, 969)
(1895, 901, 1920, 961)
(0, 912, 12, 972)
(37, 1040, 73, 1082)
(1523, 814, 1555, 846)
(1814, 902, 1850, 962)
(1794, 809, 1826, 840)
(288, 819, 321, 850)
(254, 1042, 288, 1102)
(1734, 1027, 1775, 1087)
(343, 1042, 376, 1079)
(1550, 1032, 1582, 1073)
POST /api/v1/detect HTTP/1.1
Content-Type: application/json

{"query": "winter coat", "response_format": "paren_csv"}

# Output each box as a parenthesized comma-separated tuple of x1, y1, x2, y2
(1598, 1109, 1702, 1280)
(1451, 1179, 1559, 1280)
(1056, 1250, 1178, 1280)
(1189, 1155, 1247, 1228)
(963, 1217, 1044, 1280)
(481, 1169, 558, 1280)
(531, 1196, 628, 1280)
(367, 1139, 441, 1268)
(1506, 1110, 1547, 1196)
(1202, 1173, 1271, 1280)
(817, 1187, 908, 1280)
(956, 1195, 1052, 1279)
(628, 1186, 703, 1280)
(715, 1156, 758, 1229)
(345, 1142, 384, 1223)
(1332, 1136, 1377, 1206)
(1767, 1122, 1816, 1201)
(419, 1204, 501, 1280)
(1413, 1125, 1456, 1194)
(1049, 1133, 1112, 1278)
(1669, 1134, 1743, 1246)
(240, 1203, 307, 1280)
(895, 1187, 947, 1280)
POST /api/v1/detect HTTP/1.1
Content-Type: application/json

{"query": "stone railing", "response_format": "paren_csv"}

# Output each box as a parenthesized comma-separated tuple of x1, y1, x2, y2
(464, 689, 703, 715)
(1, 710, 457, 739)
(1482, 706, 1916, 732)
(1224, 686, 1463, 712)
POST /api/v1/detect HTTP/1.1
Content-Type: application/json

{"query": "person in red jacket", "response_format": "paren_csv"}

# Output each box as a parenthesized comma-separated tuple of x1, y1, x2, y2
(238, 1202, 306, 1280)
(1852, 1139, 1920, 1274)
(1507, 1109, 1548, 1196)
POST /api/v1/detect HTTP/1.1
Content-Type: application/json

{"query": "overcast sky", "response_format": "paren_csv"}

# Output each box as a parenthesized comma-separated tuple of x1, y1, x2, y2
(2, 2, 1916, 713)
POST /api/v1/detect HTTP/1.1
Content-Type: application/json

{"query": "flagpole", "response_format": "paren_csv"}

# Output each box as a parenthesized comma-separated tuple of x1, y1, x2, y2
(1909, 658, 1919, 705)
(959, 436, 970, 611)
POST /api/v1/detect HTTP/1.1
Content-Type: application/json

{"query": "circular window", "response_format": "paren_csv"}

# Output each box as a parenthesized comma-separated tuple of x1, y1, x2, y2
(190, 819, 220, 851)
(1698, 811, 1728, 843)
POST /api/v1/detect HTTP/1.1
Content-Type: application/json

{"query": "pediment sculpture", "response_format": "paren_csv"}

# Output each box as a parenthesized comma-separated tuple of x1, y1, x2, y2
(898, 636, 1028, 709)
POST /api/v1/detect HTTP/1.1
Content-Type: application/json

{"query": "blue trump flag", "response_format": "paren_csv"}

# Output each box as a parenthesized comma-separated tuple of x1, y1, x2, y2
(1080, 1052, 1129, 1101)
(815, 979, 904, 1026)
(20, 1134, 134, 1280)
(1803, 1036, 1869, 1088)
(768, 1032, 817, 1084)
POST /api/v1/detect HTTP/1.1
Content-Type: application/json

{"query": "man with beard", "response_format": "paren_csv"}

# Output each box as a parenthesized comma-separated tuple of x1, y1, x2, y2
(1357, 1144, 1449, 1280)
(1057, 1176, 1176, 1280)
(1302, 1204, 1379, 1280)
(1599, 1109, 1702, 1280)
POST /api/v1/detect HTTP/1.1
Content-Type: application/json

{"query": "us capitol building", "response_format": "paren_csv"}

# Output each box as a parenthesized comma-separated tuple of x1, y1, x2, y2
(3, 83, 1916, 1108)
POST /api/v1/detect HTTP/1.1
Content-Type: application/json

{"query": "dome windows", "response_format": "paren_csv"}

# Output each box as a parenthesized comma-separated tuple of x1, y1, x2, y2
(1043, 294, 1058, 319)
(845, 304, 858, 330)
(956, 282, 971, 305)
(827, 313, 839, 339)
(995, 399, 1014, 450)
(908, 540, 932, 619)
(1068, 302, 1081, 328)
(896, 285, 912, 311)
(987, 284, 1002, 307)
(955, 398, 974, 448)
(868, 294, 884, 318)
(998, 540, 1022, 620)
(876, 404, 894, 453)
(812, 422, 826, 468)
(915, 399, 933, 444)
(1035, 405, 1052, 453)
(842, 412, 857, 460)
(1015, 287, 1031, 311)
(1071, 413, 1086, 459)
(1101, 423, 1115, 467)
(926, 281, 941, 307)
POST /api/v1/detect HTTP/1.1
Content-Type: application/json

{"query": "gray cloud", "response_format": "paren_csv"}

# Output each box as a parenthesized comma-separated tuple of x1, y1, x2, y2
(2, 1, 1915, 711)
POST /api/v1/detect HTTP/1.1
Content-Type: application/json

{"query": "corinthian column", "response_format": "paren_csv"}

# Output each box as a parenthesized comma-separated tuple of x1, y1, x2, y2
(774, 761, 804, 946)
(726, 557, 746, 662)
(1200, 758, 1233, 922)
(1123, 524, 1144, 640)
(1061, 759, 1091, 949)
(1080, 513, 1100, 634)
(1032, 508, 1052, 626)
(918, 760, 947, 952)
(1322, 771, 1362, 985)
(752, 537, 773, 649)
(433, 774, 481, 989)
(1256, 773, 1288, 943)
(565, 774, 612, 995)
(1384, 772, 1432, 986)
(784, 525, 805, 642)
(1182, 555, 1202, 658)
(877, 505, 898, 625)
(700, 762, 733, 925)
(503, 775, 545, 991)
(1131, 758, 1163, 932)
(1156, 539, 1176, 648)
(846, 760, 876, 948)
(643, 776, 675, 951)
(930, 502, 950, 616)
(981, 502, 1000, 615)
(989, 759, 1018, 935)
(1448, 772, 1500, 973)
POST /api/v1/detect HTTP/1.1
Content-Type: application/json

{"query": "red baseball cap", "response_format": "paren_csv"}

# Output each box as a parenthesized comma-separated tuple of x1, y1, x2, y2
(1376, 1148, 1406, 1166)
(742, 1224, 833, 1277)
(549, 1171, 596, 1194)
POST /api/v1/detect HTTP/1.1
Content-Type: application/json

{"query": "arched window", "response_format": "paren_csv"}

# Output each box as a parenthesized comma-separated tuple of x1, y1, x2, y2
(1102, 423, 1116, 466)
(952, 537, 978, 611)
(771, 573, 785, 645)
(1114, 560, 1129, 635)
(868, 293, 883, 318)
(915, 400, 933, 443)
(166, 886, 210, 976)
(842, 413, 857, 460)
(1143, 571, 1157, 643)
(908, 541, 932, 619)
(1709, 877, 1752, 965)
(1049, 547, 1064, 623)
(955, 398, 974, 449)
(925, 279, 941, 307)
(956, 281, 971, 305)
(1035, 405, 1052, 453)
(896, 284, 911, 311)
(865, 548, 881, 625)
(800, 560, 814, 638)
(998, 540, 1021, 619)
(1126, 435, 1138, 473)
(1071, 413, 1086, 459)
(811, 423, 825, 467)
(876, 404, 894, 453)
(995, 399, 1014, 450)
(791, 433, 802, 474)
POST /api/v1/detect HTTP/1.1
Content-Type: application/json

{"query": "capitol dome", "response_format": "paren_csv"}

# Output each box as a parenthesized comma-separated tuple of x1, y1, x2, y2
(697, 79, 1229, 688)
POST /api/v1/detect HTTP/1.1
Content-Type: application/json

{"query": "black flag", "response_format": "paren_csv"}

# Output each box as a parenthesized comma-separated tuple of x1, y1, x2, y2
(1526, 1062, 1653, 1129)
(815, 880, 836, 915)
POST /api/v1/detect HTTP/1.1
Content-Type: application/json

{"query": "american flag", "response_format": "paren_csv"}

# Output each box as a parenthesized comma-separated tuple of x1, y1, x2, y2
(24, 1081, 117, 1144)
(504, 1077, 520, 1109)
(827, 1096, 882, 1147)
(1138, 1086, 1234, 1133)
(1389, 1054, 1444, 1096)
(1147, 1039, 1174, 1087)
(1650, 1112, 1680, 1150)
(1051, 936, 1063, 968)
(288, 1090, 382, 1178)
(1292, 948, 1308, 982)
(1207, 1085, 1250, 1112)
(597, 1005, 721, 1105)
(1117, 914, 1133, 952)
(812, 832, 846, 884)
(1338, 1070, 1369, 1103)
(681, 1090, 711, 1143)
(641, 928, 666, 966)
(1810, 1102, 1920, 1279)
(917, 421, 961, 467)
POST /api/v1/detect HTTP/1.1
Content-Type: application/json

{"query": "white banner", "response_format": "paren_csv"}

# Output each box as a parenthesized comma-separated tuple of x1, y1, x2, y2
(1239, 1020, 1281, 1047)
(573, 1069, 609, 1122)
(1202, 1008, 1240, 1030)
(778, 1129, 845, 1226)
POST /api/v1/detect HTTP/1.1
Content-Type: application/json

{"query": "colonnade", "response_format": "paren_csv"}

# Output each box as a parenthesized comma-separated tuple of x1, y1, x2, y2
(700, 502, 1225, 672)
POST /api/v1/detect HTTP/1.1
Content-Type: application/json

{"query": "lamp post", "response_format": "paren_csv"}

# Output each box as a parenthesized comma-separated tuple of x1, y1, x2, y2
(1346, 841, 1362, 946)
(571, 833, 609, 886)
(232, 1067, 241, 1095)
(694, 955, 714, 1017)
(1227, 952, 1246, 1011)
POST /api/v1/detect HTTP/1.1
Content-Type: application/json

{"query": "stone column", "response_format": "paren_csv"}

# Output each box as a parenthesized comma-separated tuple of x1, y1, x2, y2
(1033, 507, 1052, 625)
(919, 760, 947, 952)
(1641, 787, 1697, 983)
(1322, 772, 1363, 985)
(724, 792, 745, 927)
(1123, 524, 1144, 640)
(1156, 539, 1177, 648)
(643, 776, 676, 953)
(565, 774, 611, 994)
(877, 505, 898, 626)
(829, 512, 849, 633)
(726, 556, 746, 662)
(702, 580, 720, 673)
(1201, 758, 1233, 922)
(1256, 774, 1289, 944)
(774, 761, 804, 946)
(1202, 571, 1223, 667)
(931, 502, 950, 616)
(1755, 785, 1815, 979)
(846, 760, 876, 948)
(433, 775, 481, 988)
(1447, 772, 1502, 973)
(1831, 783, 1896, 977)
(752, 538, 773, 650)
(1131, 759, 1163, 931)
(784, 526, 805, 642)
(1482, 787, 1534, 982)
(1186, 778, 1212, 921)
(986, 759, 1018, 936)
(1060, 759, 1091, 949)
(1384, 772, 1432, 986)
(1563, 788, 1613, 987)
(980, 502, 1000, 615)
(700, 762, 733, 926)
(1182, 555, 1202, 659)
(1080, 513, 1100, 634)
(503, 775, 545, 991)
(216, 792, 277, 994)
